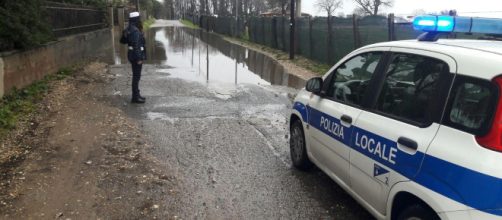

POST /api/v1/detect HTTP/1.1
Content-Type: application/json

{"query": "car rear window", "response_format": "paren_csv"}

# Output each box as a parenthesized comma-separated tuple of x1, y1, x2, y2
(443, 76, 498, 135)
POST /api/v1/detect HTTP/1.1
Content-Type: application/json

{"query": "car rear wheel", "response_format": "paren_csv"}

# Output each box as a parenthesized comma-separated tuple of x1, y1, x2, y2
(397, 204, 439, 220)
(290, 120, 312, 170)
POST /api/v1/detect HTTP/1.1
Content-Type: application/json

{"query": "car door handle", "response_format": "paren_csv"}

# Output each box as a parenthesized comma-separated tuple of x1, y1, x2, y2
(398, 137, 418, 151)
(341, 115, 353, 124)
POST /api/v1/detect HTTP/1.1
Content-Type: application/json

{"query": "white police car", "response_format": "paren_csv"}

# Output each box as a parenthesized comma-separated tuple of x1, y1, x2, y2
(289, 15, 502, 220)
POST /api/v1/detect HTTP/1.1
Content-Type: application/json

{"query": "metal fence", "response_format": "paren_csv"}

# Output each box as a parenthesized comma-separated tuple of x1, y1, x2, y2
(186, 14, 246, 37)
(191, 14, 426, 65)
(44, 1, 107, 38)
(247, 15, 423, 65)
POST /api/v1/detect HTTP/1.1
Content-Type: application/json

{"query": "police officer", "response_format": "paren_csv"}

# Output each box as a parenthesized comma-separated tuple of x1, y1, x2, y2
(127, 12, 147, 103)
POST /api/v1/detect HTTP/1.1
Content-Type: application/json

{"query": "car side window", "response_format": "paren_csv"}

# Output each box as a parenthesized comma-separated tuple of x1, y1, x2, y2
(444, 76, 497, 135)
(326, 52, 382, 106)
(376, 54, 448, 126)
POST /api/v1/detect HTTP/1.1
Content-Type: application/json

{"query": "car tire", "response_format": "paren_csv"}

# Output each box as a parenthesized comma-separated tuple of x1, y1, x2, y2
(397, 204, 439, 220)
(290, 120, 312, 170)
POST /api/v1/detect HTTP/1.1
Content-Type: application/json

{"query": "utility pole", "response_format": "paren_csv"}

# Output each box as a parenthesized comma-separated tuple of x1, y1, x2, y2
(235, 0, 239, 36)
(296, 0, 302, 17)
(289, 0, 295, 60)
(136, 0, 140, 11)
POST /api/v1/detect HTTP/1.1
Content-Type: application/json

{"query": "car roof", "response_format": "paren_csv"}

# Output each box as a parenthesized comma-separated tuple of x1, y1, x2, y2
(362, 39, 502, 79)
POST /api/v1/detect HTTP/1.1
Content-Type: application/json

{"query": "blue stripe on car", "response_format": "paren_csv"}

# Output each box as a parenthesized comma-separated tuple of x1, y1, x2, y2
(292, 101, 502, 216)
(293, 102, 308, 122)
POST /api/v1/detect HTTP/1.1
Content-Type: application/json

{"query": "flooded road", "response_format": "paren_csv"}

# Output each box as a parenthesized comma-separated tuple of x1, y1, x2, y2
(108, 21, 372, 219)
(113, 24, 306, 88)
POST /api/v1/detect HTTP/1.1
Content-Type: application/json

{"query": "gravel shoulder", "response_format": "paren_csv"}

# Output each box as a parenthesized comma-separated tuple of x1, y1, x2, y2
(0, 62, 178, 219)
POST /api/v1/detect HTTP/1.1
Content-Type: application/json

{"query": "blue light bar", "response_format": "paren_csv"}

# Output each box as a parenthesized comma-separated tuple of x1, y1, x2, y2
(413, 15, 502, 41)
(413, 15, 454, 32)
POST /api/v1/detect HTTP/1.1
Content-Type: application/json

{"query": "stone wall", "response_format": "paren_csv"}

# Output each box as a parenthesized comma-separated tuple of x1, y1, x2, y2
(0, 28, 112, 98)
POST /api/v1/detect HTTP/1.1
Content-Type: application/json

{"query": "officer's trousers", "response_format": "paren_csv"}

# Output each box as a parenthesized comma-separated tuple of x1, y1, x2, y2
(131, 62, 142, 97)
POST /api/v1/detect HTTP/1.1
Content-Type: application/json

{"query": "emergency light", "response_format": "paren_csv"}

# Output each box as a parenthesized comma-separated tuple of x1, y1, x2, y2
(413, 15, 502, 41)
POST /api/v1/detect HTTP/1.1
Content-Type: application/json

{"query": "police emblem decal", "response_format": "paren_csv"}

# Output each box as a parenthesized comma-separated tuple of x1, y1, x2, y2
(374, 163, 390, 185)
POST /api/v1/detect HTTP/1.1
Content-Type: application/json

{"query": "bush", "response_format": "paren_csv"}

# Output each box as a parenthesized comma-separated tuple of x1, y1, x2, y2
(0, 0, 54, 51)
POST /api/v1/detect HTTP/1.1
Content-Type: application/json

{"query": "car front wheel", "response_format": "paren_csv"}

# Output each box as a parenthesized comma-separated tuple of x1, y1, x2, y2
(290, 120, 312, 170)
(397, 204, 439, 220)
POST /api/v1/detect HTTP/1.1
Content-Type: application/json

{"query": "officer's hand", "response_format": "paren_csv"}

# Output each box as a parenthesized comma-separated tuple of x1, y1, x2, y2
(137, 61, 143, 65)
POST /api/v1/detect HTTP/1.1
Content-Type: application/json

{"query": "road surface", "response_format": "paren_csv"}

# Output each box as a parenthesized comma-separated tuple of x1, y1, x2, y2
(107, 20, 373, 219)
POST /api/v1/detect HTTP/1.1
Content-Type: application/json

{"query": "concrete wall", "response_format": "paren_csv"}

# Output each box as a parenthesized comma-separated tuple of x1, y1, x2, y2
(0, 28, 112, 98)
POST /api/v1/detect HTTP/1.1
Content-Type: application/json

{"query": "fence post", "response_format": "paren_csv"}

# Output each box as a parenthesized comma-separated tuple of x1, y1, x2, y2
(261, 17, 266, 45)
(235, 17, 239, 37)
(282, 17, 287, 51)
(295, 17, 300, 54)
(388, 13, 396, 41)
(289, 0, 296, 60)
(309, 16, 313, 59)
(206, 16, 210, 32)
(327, 16, 333, 64)
(249, 18, 253, 42)
(272, 17, 278, 48)
(352, 14, 361, 49)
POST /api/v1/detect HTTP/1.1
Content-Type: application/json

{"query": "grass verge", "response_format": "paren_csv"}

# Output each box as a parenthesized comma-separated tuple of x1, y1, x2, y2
(0, 68, 74, 138)
(143, 18, 156, 30)
(224, 36, 331, 75)
(180, 19, 200, 29)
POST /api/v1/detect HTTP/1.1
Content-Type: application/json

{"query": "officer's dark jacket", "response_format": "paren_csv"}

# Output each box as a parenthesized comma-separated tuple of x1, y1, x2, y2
(127, 24, 147, 62)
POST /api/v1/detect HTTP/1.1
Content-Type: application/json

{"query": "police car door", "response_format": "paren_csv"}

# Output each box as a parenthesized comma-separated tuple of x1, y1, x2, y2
(307, 50, 386, 185)
(349, 49, 456, 215)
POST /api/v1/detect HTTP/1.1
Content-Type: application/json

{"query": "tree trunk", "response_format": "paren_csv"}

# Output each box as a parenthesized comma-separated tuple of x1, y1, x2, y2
(218, 0, 226, 16)
(206, 0, 210, 15)
(211, 0, 218, 15)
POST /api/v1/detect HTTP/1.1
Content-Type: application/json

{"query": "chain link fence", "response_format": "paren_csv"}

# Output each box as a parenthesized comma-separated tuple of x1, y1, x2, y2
(187, 14, 431, 65)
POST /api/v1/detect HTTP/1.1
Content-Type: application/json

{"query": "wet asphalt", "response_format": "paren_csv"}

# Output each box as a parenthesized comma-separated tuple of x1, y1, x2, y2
(107, 21, 373, 219)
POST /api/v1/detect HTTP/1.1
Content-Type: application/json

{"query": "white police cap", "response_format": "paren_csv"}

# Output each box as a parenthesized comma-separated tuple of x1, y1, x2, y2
(129, 12, 140, 18)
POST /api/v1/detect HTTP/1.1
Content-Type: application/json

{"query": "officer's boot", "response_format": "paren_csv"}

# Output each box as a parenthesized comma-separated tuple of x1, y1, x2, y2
(131, 94, 145, 103)
(137, 90, 146, 101)
(131, 89, 145, 104)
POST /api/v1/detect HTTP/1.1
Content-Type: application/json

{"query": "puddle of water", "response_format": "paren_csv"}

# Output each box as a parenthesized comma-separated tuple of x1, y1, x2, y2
(113, 27, 306, 89)
(146, 112, 178, 123)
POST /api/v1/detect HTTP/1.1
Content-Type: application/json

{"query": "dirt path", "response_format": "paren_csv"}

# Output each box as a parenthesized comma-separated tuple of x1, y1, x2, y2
(0, 62, 178, 219)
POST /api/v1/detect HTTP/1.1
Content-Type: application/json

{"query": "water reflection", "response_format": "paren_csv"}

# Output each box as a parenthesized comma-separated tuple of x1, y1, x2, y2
(113, 27, 306, 89)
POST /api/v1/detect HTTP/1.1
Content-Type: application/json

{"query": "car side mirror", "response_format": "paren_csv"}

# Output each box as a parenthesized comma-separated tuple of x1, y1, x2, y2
(306, 77, 323, 94)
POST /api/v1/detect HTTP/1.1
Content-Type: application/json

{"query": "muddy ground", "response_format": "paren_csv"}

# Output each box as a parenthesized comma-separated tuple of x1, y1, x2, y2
(0, 63, 179, 219)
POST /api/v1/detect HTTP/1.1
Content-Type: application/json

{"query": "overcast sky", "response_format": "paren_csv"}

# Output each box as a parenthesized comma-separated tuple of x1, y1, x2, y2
(302, 0, 502, 18)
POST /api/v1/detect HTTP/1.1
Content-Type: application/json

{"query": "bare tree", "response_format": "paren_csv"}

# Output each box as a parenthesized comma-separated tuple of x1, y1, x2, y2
(353, 0, 393, 16)
(268, 0, 288, 15)
(315, 0, 343, 17)
(412, 9, 426, 16)
(172, 0, 276, 18)
(440, 9, 457, 16)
